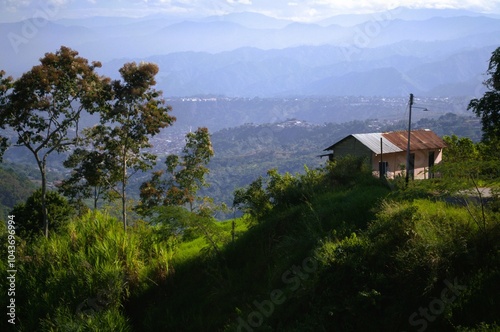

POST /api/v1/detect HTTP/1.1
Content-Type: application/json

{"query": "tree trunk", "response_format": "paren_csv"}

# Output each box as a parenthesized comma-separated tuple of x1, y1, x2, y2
(122, 184, 127, 231)
(41, 161, 48, 238)
(122, 147, 127, 231)
(93, 187, 98, 211)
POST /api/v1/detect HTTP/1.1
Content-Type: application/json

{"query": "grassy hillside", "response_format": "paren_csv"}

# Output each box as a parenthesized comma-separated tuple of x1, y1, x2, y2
(3, 158, 499, 331)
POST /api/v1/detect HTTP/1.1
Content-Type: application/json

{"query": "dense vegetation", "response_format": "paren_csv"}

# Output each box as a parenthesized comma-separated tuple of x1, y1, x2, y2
(1, 46, 500, 331)
(205, 112, 482, 210)
(0, 165, 35, 221)
(1, 156, 499, 331)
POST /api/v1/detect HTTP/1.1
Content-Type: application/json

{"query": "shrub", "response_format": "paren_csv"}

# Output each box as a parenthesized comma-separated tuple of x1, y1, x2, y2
(10, 189, 75, 240)
(326, 155, 374, 187)
(9, 211, 171, 331)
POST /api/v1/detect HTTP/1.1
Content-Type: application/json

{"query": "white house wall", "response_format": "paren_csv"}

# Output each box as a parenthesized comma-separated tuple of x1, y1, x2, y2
(371, 148, 443, 179)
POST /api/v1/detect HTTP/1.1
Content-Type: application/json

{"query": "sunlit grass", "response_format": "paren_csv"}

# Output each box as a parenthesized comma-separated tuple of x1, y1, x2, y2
(13, 211, 173, 331)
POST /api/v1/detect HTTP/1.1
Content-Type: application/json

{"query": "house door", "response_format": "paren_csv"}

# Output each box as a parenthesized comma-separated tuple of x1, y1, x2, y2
(428, 151, 435, 178)
(409, 153, 415, 180)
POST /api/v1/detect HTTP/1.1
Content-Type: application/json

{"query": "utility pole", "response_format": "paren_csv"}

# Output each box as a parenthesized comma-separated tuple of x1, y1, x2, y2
(405, 93, 414, 186)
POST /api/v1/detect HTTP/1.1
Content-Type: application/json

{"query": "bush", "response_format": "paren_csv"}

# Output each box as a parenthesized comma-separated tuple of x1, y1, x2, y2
(6, 211, 172, 331)
(10, 189, 75, 240)
(326, 155, 374, 187)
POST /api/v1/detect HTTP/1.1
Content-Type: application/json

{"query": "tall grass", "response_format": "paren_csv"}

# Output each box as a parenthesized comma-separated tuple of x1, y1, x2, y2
(309, 198, 500, 331)
(5, 211, 172, 331)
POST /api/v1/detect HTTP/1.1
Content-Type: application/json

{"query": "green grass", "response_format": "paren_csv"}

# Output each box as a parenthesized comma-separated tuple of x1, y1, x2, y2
(3, 159, 499, 331)
(0, 211, 173, 331)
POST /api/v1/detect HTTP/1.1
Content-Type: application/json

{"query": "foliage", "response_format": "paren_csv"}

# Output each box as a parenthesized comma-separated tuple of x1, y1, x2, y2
(80, 61, 175, 229)
(10, 189, 75, 240)
(137, 127, 224, 258)
(325, 155, 373, 186)
(139, 163, 389, 331)
(443, 134, 479, 164)
(59, 146, 118, 210)
(0, 165, 36, 220)
(233, 176, 272, 220)
(0, 70, 12, 162)
(307, 199, 500, 331)
(139, 127, 213, 213)
(233, 156, 374, 222)
(0, 46, 109, 237)
(2, 152, 499, 331)
(468, 46, 500, 144)
(0, 211, 172, 331)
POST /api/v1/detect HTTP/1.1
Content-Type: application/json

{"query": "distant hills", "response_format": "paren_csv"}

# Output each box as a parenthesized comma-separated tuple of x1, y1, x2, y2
(1, 7, 499, 98)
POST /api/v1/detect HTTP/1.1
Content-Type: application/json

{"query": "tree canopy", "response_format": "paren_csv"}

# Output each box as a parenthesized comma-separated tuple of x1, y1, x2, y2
(468, 47, 500, 144)
(139, 127, 214, 213)
(82, 61, 176, 229)
(0, 46, 109, 237)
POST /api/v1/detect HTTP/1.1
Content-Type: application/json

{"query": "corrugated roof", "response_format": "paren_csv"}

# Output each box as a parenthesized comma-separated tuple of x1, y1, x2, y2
(324, 133, 402, 154)
(324, 129, 446, 153)
(353, 133, 403, 154)
(382, 129, 447, 151)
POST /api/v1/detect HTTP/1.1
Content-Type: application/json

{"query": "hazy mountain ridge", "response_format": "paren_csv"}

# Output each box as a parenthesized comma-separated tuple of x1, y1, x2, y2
(108, 41, 495, 97)
(1, 8, 499, 97)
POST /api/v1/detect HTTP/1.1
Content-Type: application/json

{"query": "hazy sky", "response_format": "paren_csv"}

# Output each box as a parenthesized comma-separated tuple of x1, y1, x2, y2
(1, 0, 500, 22)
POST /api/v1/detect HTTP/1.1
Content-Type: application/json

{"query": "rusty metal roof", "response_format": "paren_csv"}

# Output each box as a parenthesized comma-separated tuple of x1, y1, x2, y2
(382, 129, 447, 151)
(325, 129, 446, 154)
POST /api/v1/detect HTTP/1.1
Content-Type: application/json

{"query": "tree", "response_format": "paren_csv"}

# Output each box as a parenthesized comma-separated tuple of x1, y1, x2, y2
(58, 144, 117, 211)
(0, 70, 14, 162)
(233, 176, 272, 221)
(0, 46, 110, 237)
(139, 128, 225, 258)
(10, 189, 74, 240)
(468, 47, 500, 143)
(90, 62, 175, 230)
(139, 127, 214, 213)
(442, 135, 479, 164)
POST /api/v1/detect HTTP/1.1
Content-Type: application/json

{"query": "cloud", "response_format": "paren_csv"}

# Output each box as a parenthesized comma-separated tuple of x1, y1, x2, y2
(0, 0, 498, 22)
(227, 0, 252, 4)
(308, 0, 497, 13)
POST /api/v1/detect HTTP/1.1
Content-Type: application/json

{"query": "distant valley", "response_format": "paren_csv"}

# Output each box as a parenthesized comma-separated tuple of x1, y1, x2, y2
(0, 6, 494, 208)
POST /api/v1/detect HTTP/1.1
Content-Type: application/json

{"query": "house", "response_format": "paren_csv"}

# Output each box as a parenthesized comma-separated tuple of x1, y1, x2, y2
(323, 129, 446, 179)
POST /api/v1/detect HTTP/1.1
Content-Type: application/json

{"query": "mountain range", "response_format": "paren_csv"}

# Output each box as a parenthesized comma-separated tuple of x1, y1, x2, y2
(1, 7, 499, 98)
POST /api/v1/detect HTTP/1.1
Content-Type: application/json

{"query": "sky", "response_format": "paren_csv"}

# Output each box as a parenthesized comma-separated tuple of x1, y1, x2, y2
(1, 0, 500, 23)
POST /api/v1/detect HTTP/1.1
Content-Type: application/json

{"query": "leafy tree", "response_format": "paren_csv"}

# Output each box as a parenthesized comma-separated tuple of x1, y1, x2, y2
(438, 135, 499, 183)
(442, 135, 479, 164)
(10, 189, 74, 240)
(88, 62, 175, 230)
(59, 145, 117, 210)
(0, 46, 109, 237)
(468, 47, 500, 143)
(139, 128, 225, 257)
(139, 127, 214, 213)
(0, 70, 12, 161)
(233, 176, 272, 220)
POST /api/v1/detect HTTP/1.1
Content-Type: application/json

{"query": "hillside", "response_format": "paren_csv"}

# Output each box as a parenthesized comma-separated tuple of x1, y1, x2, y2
(0, 165, 36, 220)
(203, 113, 482, 210)
(0, 112, 482, 214)
(3, 157, 499, 331)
